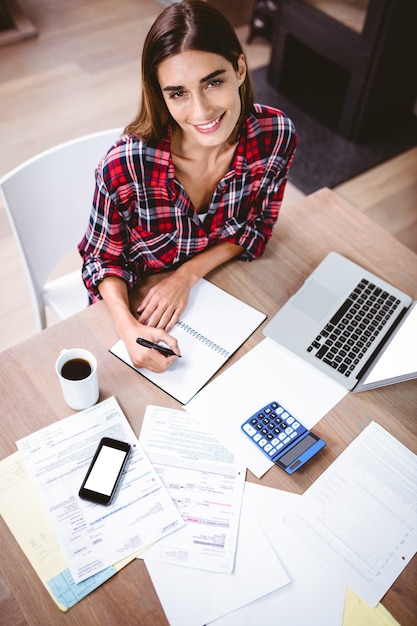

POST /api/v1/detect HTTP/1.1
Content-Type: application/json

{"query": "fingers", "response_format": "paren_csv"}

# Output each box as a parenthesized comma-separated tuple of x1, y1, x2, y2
(163, 310, 181, 332)
(129, 328, 180, 372)
(137, 299, 182, 330)
(134, 349, 177, 373)
(135, 274, 189, 330)
(132, 340, 180, 372)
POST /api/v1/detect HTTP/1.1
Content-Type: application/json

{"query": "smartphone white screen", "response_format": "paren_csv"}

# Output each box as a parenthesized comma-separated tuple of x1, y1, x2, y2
(83, 445, 127, 496)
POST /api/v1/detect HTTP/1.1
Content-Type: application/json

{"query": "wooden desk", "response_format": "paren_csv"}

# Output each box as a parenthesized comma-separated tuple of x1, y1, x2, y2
(0, 189, 416, 626)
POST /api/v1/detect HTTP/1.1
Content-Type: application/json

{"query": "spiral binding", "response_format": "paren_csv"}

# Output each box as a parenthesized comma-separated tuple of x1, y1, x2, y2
(176, 320, 230, 358)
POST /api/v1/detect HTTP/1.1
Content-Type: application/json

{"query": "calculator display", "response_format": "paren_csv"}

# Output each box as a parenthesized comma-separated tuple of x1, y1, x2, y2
(241, 401, 326, 474)
(277, 433, 319, 468)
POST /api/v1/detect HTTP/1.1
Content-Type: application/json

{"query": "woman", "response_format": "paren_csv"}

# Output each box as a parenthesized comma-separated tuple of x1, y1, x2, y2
(78, 0, 297, 373)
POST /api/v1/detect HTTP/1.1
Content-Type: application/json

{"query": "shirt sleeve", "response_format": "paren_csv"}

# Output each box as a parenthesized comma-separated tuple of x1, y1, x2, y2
(231, 112, 297, 261)
(78, 156, 136, 300)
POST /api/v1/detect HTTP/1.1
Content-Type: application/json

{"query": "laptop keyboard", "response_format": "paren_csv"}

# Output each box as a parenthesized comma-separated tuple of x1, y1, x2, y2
(307, 278, 401, 378)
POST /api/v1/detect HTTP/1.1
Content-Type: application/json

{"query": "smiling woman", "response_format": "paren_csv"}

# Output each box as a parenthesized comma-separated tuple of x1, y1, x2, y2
(78, 0, 297, 375)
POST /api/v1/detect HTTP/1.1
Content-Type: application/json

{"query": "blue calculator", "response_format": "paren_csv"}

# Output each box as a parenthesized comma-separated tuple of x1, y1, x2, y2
(241, 401, 326, 474)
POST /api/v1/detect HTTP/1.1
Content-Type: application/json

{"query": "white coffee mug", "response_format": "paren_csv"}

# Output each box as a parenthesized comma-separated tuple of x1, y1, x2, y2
(55, 348, 99, 410)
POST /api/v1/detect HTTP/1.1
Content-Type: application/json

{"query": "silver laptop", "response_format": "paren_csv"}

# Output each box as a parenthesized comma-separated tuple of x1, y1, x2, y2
(263, 252, 417, 391)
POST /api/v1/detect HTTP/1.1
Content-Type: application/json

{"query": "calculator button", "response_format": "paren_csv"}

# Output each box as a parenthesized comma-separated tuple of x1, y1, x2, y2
(254, 433, 262, 442)
(264, 444, 273, 452)
(243, 423, 256, 436)
(290, 432, 297, 439)
(276, 443, 284, 450)
(286, 416, 294, 424)
(281, 422, 287, 429)
(283, 437, 291, 444)
(285, 427, 294, 435)
(292, 421, 300, 429)
(259, 438, 267, 447)
(271, 438, 280, 446)
(278, 433, 286, 441)
(270, 448, 277, 456)
(276, 407, 284, 415)
(282, 412, 289, 419)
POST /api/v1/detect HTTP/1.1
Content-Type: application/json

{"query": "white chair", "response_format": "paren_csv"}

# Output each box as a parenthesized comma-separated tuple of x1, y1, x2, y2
(0, 128, 122, 331)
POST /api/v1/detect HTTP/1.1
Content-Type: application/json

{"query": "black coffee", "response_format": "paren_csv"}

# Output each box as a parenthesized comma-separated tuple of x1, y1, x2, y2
(61, 358, 92, 381)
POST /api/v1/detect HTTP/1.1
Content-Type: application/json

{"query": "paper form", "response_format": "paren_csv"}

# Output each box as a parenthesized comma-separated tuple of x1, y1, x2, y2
(186, 337, 347, 477)
(0, 451, 135, 611)
(139, 405, 245, 574)
(209, 483, 346, 626)
(145, 487, 291, 626)
(285, 422, 417, 607)
(16, 397, 184, 583)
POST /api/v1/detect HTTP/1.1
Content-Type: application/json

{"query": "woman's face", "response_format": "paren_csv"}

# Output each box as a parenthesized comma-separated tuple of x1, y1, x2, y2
(157, 49, 246, 148)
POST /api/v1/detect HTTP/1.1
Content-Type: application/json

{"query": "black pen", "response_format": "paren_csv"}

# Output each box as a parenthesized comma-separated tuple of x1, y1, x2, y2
(136, 337, 180, 357)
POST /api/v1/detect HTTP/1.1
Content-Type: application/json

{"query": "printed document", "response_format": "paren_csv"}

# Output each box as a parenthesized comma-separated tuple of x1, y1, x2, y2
(139, 405, 245, 574)
(145, 487, 291, 626)
(16, 397, 184, 583)
(285, 422, 417, 607)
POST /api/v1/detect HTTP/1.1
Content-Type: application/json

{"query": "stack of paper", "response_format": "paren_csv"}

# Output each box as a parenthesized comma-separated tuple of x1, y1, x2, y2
(1, 397, 416, 622)
(0, 397, 184, 610)
(139, 406, 292, 626)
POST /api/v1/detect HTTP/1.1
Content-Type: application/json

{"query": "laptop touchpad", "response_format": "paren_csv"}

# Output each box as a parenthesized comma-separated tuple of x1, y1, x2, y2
(293, 280, 340, 321)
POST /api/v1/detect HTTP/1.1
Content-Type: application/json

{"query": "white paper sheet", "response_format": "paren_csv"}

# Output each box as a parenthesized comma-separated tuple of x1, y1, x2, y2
(16, 397, 184, 583)
(139, 405, 245, 573)
(361, 302, 417, 385)
(209, 483, 346, 626)
(186, 337, 347, 477)
(285, 422, 417, 607)
(145, 488, 291, 626)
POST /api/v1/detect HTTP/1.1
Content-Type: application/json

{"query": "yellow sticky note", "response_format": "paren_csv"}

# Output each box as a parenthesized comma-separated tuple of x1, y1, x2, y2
(343, 587, 401, 626)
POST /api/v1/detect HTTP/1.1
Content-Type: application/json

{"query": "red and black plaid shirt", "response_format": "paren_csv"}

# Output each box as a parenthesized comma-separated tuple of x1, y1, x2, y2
(79, 104, 297, 299)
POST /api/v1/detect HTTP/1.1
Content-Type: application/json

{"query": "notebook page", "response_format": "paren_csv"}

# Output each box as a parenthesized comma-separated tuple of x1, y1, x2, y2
(109, 279, 266, 404)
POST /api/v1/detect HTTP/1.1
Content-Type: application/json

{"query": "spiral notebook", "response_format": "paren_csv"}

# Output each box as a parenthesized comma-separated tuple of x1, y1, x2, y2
(109, 279, 266, 404)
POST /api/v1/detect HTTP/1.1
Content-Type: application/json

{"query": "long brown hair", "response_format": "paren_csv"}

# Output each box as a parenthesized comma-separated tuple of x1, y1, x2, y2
(124, 0, 254, 142)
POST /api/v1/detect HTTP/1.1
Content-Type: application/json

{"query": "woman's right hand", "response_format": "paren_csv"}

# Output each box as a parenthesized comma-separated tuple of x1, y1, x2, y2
(98, 276, 180, 373)
(121, 321, 180, 373)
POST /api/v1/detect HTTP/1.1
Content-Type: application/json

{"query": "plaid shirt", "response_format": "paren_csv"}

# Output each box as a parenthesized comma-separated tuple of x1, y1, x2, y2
(79, 104, 297, 299)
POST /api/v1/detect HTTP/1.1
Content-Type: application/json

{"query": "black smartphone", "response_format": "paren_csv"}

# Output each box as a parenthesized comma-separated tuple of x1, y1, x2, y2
(79, 437, 131, 505)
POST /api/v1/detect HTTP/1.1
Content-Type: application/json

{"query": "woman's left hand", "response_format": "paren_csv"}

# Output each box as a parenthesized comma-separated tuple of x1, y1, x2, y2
(135, 271, 193, 331)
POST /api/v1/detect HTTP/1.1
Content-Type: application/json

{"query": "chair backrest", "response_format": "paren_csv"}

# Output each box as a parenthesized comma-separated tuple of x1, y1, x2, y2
(0, 128, 122, 316)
